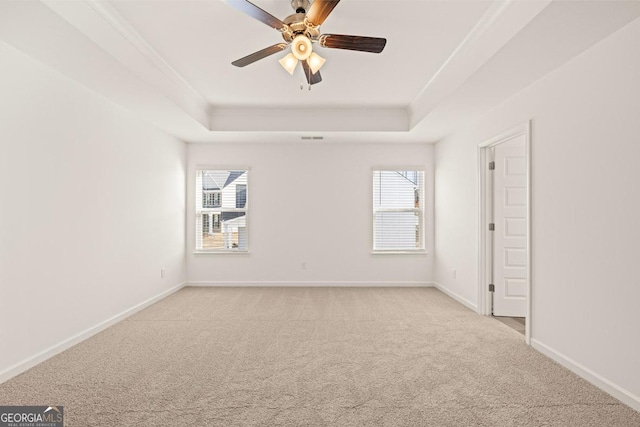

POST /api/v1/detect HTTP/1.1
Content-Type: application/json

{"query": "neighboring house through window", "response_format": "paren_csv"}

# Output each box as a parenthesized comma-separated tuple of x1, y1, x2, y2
(373, 169, 425, 252)
(195, 169, 248, 252)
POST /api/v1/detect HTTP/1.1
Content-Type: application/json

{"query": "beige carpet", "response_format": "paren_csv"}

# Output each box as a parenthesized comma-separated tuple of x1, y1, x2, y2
(1, 287, 639, 426)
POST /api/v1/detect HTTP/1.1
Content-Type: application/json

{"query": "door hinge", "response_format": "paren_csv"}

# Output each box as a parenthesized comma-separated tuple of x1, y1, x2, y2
(489, 284, 495, 292)
(488, 223, 495, 231)
(488, 161, 495, 170)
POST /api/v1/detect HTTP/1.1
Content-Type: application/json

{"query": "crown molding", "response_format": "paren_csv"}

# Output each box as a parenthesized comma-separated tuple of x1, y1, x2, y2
(408, 0, 552, 129)
(42, 0, 211, 128)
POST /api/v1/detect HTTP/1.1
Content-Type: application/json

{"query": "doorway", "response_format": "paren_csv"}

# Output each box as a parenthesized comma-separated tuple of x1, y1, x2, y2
(478, 122, 531, 344)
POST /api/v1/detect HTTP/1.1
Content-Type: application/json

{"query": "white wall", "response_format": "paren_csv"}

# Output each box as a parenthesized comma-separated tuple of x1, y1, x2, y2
(0, 42, 187, 379)
(188, 143, 434, 285)
(434, 17, 640, 407)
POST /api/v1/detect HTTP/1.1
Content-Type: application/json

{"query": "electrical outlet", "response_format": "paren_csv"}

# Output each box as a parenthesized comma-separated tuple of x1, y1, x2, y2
(301, 262, 307, 270)
(160, 268, 166, 279)
(452, 269, 457, 279)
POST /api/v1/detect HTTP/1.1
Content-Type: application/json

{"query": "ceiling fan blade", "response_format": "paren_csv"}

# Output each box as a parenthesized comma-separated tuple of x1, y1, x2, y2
(301, 60, 322, 85)
(232, 43, 288, 67)
(319, 34, 387, 53)
(305, 0, 340, 26)
(227, 0, 288, 31)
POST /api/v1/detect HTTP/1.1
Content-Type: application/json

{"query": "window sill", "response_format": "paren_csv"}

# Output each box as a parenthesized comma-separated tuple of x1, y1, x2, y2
(192, 250, 250, 255)
(371, 250, 428, 255)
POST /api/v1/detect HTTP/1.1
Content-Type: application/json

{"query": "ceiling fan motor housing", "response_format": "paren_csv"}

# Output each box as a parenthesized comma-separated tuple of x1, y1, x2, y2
(282, 13, 319, 42)
(291, 0, 311, 14)
(281, 0, 318, 42)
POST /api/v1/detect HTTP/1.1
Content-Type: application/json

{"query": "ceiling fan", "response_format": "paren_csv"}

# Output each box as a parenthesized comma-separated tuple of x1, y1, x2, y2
(228, 0, 387, 85)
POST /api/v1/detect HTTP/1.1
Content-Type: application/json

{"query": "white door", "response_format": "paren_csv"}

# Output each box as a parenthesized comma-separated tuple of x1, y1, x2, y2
(492, 135, 527, 316)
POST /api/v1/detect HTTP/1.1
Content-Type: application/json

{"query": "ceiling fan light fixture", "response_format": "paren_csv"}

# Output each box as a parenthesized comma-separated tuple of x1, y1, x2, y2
(279, 53, 299, 75)
(308, 52, 326, 74)
(291, 35, 313, 60)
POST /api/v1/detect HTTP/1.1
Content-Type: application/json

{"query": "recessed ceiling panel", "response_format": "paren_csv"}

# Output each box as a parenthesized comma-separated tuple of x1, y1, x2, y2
(108, 0, 493, 108)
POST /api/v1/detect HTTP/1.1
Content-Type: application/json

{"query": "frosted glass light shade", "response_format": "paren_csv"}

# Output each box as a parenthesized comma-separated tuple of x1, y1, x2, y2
(279, 53, 298, 75)
(291, 35, 312, 60)
(308, 52, 326, 74)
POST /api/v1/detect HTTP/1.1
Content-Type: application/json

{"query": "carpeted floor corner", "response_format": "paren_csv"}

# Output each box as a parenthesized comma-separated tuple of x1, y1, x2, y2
(1, 287, 638, 426)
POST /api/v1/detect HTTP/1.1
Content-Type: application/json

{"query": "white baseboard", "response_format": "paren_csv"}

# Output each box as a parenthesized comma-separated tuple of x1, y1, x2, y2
(0, 282, 186, 384)
(531, 339, 640, 412)
(432, 282, 478, 312)
(187, 281, 434, 288)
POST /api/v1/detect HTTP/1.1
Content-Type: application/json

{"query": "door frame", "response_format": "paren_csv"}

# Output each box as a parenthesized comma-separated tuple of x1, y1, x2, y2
(477, 121, 532, 344)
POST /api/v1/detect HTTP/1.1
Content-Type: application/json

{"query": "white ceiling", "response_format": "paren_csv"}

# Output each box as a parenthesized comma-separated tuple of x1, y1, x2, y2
(109, 0, 492, 108)
(2, 0, 640, 143)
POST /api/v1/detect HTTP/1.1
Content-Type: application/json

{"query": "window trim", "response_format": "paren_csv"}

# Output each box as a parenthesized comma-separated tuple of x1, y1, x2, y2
(194, 167, 250, 254)
(371, 167, 427, 254)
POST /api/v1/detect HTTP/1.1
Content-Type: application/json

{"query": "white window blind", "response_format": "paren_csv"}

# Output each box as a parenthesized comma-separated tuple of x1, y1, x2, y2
(195, 169, 248, 252)
(373, 170, 425, 251)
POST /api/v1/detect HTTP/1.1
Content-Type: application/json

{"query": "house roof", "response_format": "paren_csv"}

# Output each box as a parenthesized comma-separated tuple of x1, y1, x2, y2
(203, 170, 245, 191)
(224, 171, 245, 188)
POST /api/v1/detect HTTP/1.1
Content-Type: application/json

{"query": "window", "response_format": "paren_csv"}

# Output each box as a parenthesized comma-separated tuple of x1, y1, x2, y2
(236, 184, 247, 209)
(373, 169, 425, 252)
(203, 191, 221, 208)
(195, 169, 248, 252)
